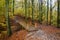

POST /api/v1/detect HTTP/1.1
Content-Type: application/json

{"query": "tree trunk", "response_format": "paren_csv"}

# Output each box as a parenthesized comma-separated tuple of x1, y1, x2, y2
(12, 0, 14, 15)
(47, 0, 49, 25)
(50, 0, 52, 25)
(25, 0, 27, 23)
(39, 3, 41, 23)
(57, 0, 60, 28)
(31, 0, 34, 25)
(5, 0, 12, 36)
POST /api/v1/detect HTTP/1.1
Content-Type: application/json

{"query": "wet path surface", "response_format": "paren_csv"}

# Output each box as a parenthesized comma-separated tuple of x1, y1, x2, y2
(8, 15, 60, 40)
(25, 30, 60, 40)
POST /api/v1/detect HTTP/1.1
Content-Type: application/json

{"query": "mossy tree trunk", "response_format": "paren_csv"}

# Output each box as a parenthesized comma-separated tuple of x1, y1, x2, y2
(5, 0, 12, 36)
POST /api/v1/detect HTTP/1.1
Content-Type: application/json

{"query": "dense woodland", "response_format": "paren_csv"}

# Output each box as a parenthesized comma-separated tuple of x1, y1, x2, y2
(0, 0, 60, 40)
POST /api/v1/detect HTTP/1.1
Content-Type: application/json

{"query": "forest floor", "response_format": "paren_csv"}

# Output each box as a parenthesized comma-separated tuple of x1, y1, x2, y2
(1, 15, 60, 40)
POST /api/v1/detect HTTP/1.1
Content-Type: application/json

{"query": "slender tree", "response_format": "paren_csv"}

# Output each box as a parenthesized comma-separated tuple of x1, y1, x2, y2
(22, 0, 23, 8)
(28, 0, 30, 17)
(25, 0, 27, 22)
(38, 0, 43, 24)
(50, 0, 52, 25)
(31, 0, 34, 24)
(5, 0, 12, 36)
(47, 0, 49, 25)
(57, 0, 60, 28)
(12, 0, 14, 15)
(41, 0, 43, 24)
(38, 1, 41, 23)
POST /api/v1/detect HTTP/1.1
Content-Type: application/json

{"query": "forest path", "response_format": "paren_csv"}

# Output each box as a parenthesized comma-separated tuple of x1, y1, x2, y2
(8, 15, 60, 40)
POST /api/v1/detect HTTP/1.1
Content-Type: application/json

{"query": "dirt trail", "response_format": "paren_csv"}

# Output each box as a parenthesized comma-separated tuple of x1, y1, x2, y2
(8, 30, 28, 40)
(7, 15, 60, 40)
